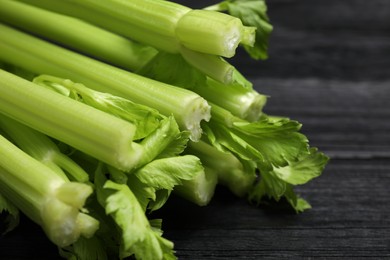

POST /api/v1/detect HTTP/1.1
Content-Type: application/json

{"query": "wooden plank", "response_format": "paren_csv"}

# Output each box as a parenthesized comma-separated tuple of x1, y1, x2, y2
(233, 30, 390, 80)
(267, 0, 390, 32)
(252, 78, 390, 158)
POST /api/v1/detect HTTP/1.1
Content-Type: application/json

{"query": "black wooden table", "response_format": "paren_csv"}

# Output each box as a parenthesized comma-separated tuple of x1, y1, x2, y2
(1, 0, 390, 259)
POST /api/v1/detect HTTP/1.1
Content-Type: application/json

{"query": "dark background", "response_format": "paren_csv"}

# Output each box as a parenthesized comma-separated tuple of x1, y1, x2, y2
(1, 0, 390, 259)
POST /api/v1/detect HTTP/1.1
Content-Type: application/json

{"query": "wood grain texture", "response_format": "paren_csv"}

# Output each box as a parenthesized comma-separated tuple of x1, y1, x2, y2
(1, 0, 390, 259)
(253, 78, 390, 159)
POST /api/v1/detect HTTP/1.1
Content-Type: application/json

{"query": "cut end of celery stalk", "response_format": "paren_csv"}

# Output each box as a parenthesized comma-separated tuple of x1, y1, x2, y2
(0, 135, 98, 248)
(180, 46, 235, 84)
(182, 96, 211, 142)
(188, 141, 256, 198)
(174, 167, 218, 206)
(241, 93, 268, 122)
(41, 182, 99, 247)
(176, 10, 253, 58)
(240, 26, 257, 47)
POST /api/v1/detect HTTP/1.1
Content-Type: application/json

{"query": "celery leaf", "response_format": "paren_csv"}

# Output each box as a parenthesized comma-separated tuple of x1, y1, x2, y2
(232, 118, 309, 168)
(134, 155, 205, 211)
(95, 170, 175, 259)
(226, 0, 273, 59)
(204, 110, 327, 212)
(209, 0, 273, 60)
(272, 148, 329, 185)
(249, 148, 328, 212)
(59, 237, 108, 260)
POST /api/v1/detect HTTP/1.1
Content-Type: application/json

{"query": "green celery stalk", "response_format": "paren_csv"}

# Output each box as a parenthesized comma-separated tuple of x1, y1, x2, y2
(0, 0, 158, 72)
(0, 134, 99, 247)
(205, 0, 273, 60)
(0, 23, 210, 141)
(16, 0, 255, 58)
(187, 141, 256, 197)
(196, 78, 268, 122)
(173, 166, 218, 206)
(178, 47, 235, 84)
(0, 0, 234, 84)
(31, 75, 196, 173)
(0, 114, 89, 182)
(137, 51, 268, 121)
(176, 9, 255, 57)
(32, 74, 164, 141)
(0, 69, 144, 171)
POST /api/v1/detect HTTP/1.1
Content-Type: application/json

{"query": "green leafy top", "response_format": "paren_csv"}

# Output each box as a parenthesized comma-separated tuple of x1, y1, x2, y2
(203, 106, 329, 212)
(94, 165, 176, 259)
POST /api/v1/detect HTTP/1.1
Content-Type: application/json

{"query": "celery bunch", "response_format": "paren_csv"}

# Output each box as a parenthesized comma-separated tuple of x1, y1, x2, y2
(0, 1, 328, 259)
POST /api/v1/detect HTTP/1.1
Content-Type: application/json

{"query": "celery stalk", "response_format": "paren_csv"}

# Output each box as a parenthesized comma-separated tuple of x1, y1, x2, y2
(179, 47, 235, 84)
(30, 75, 196, 174)
(0, 0, 158, 71)
(0, 0, 259, 86)
(0, 0, 234, 83)
(0, 114, 89, 182)
(187, 141, 256, 197)
(195, 78, 268, 122)
(176, 9, 255, 57)
(16, 0, 255, 58)
(0, 23, 210, 141)
(173, 166, 218, 206)
(32, 74, 164, 141)
(0, 134, 99, 247)
(0, 69, 144, 171)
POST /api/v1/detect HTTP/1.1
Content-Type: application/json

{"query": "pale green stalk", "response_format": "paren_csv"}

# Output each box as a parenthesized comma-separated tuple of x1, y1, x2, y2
(196, 78, 268, 121)
(0, 134, 99, 247)
(0, 114, 89, 182)
(0, 0, 234, 83)
(187, 141, 256, 197)
(179, 47, 235, 84)
(174, 166, 218, 206)
(0, 23, 210, 141)
(0, 69, 144, 171)
(17, 0, 255, 58)
(0, 0, 158, 71)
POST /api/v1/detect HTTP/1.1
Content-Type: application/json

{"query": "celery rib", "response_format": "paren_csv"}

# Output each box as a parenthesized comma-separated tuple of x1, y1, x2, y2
(17, 0, 254, 58)
(187, 141, 256, 197)
(0, 1, 236, 83)
(0, 114, 89, 182)
(198, 79, 268, 121)
(0, 23, 210, 141)
(0, 135, 98, 247)
(0, 0, 158, 71)
(0, 69, 143, 171)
